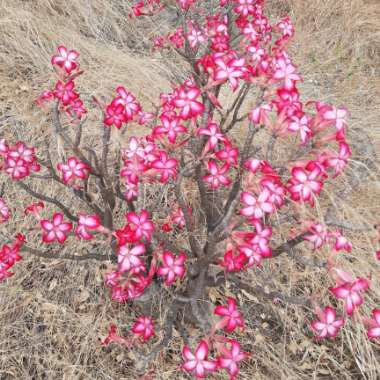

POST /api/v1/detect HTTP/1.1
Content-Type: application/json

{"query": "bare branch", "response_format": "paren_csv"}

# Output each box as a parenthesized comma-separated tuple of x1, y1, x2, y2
(16, 181, 78, 221)
(175, 167, 201, 257)
(74, 117, 86, 147)
(21, 245, 114, 262)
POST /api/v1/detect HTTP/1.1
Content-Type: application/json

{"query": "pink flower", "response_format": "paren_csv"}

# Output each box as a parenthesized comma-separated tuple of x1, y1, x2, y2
(197, 123, 226, 152)
(244, 158, 263, 173)
(101, 324, 130, 346)
(249, 104, 272, 125)
(325, 141, 351, 177)
(272, 57, 301, 90)
(173, 85, 204, 120)
(330, 276, 370, 316)
(66, 99, 87, 120)
(126, 209, 155, 242)
(157, 251, 186, 285)
(151, 151, 178, 183)
(288, 114, 311, 144)
(0, 198, 10, 223)
(213, 57, 247, 91)
(182, 340, 218, 378)
(123, 177, 138, 201)
(310, 306, 344, 339)
(0, 138, 9, 155)
(0, 241, 23, 267)
(234, 0, 255, 17)
(220, 250, 246, 272)
(240, 188, 275, 219)
(4, 157, 29, 180)
(304, 223, 328, 250)
(239, 222, 272, 267)
(203, 161, 231, 189)
(57, 156, 90, 184)
(215, 143, 239, 166)
(54, 80, 79, 105)
(25, 201, 45, 220)
(153, 115, 187, 144)
(177, 0, 196, 10)
(40, 212, 73, 244)
(217, 340, 248, 379)
(287, 166, 323, 207)
(75, 214, 102, 240)
(104, 103, 127, 129)
(51, 45, 79, 74)
(170, 205, 191, 229)
(331, 231, 352, 252)
(0, 234, 25, 283)
(364, 309, 380, 339)
(261, 179, 285, 208)
(187, 23, 207, 49)
(322, 106, 348, 132)
(214, 297, 244, 333)
(131, 316, 155, 341)
(118, 243, 146, 273)
(7, 141, 36, 164)
(112, 86, 141, 121)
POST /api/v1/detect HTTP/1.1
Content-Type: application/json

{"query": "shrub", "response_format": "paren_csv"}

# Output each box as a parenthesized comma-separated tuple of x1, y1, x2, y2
(1, 0, 378, 378)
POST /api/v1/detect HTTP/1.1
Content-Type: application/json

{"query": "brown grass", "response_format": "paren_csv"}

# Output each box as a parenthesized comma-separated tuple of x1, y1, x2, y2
(1, 0, 380, 379)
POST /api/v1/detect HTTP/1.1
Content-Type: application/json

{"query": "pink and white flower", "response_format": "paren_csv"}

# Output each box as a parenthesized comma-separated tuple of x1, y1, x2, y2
(131, 316, 155, 341)
(311, 306, 344, 339)
(364, 309, 380, 339)
(118, 243, 146, 273)
(240, 188, 275, 219)
(57, 156, 90, 184)
(157, 251, 186, 285)
(330, 272, 370, 316)
(214, 297, 244, 333)
(75, 214, 102, 240)
(40, 212, 73, 244)
(217, 340, 248, 379)
(182, 340, 218, 378)
(202, 161, 231, 189)
(51, 45, 79, 74)
(287, 165, 323, 207)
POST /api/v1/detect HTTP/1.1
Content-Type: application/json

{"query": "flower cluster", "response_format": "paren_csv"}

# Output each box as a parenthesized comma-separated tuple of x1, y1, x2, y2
(0, 139, 40, 180)
(24, 202, 106, 245)
(36, 45, 87, 121)
(304, 221, 352, 252)
(182, 298, 248, 379)
(104, 86, 154, 129)
(104, 209, 157, 302)
(119, 134, 178, 201)
(0, 234, 25, 283)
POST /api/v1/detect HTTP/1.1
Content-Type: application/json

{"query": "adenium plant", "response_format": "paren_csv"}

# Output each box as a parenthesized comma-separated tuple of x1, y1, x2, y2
(1, 0, 378, 378)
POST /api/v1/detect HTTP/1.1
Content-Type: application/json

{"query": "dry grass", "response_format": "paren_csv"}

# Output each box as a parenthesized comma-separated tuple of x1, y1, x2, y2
(0, 0, 380, 379)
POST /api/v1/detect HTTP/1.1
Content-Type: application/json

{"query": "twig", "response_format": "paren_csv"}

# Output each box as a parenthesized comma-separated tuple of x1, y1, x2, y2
(222, 84, 251, 133)
(230, 275, 312, 307)
(271, 233, 308, 258)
